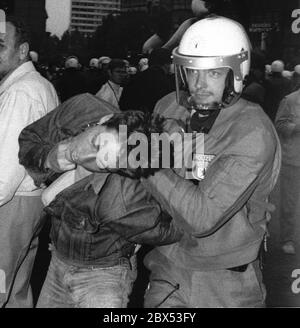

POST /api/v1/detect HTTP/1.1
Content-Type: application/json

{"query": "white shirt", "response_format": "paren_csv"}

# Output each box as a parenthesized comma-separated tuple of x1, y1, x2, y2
(96, 80, 123, 109)
(0, 61, 59, 206)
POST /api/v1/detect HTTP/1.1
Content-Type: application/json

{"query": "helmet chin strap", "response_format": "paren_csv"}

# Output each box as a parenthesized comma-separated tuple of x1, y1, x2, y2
(187, 96, 223, 111)
(187, 90, 241, 133)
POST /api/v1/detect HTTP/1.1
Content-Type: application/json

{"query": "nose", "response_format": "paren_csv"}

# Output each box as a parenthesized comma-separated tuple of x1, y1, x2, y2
(195, 70, 208, 89)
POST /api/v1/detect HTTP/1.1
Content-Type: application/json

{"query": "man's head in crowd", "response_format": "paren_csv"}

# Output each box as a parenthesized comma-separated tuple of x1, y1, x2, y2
(107, 59, 129, 86)
(0, 16, 30, 81)
(65, 56, 79, 69)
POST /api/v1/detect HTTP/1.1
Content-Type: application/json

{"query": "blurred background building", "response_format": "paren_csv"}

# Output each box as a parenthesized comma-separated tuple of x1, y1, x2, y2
(70, 0, 121, 36)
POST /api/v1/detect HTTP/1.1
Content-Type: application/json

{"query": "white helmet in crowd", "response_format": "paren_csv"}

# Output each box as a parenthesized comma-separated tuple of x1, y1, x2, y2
(282, 70, 292, 79)
(65, 56, 79, 69)
(173, 16, 251, 110)
(138, 58, 149, 71)
(128, 66, 138, 75)
(265, 64, 272, 74)
(271, 60, 284, 73)
(98, 56, 111, 69)
(294, 64, 300, 75)
(29, 51, 38, 63)
(89, 58, 99, 68)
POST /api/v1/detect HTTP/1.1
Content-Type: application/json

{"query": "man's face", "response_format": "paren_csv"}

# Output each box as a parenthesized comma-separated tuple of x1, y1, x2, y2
(186, 67, 229, 107)
(109, 66, 129, 85)
(94, 126, 121, 169)
(0, 22, 22, 81)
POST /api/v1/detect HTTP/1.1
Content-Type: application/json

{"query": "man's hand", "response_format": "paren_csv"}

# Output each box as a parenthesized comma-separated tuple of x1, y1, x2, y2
(45, 126, 104, 172)
(65, 126, 103, 171)
(45, 141, 76, 172)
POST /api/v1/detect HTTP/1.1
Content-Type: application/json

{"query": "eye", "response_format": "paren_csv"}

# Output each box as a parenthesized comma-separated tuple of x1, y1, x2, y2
(209, 70, 222, 78)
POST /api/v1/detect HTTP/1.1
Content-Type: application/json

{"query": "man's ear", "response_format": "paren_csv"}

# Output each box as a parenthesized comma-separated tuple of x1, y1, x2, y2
(19, 42, 29, 61)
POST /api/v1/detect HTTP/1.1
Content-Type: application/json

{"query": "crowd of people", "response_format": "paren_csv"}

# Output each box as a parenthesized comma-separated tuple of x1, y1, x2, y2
(1, 1, 300, 309)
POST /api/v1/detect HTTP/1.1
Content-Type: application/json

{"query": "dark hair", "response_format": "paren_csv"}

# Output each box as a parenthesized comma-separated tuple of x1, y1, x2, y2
(6, 15, 31, 48)
(149, 48, 172, 67)
(108, 59, 128, 71)
(102, 111, 167, 178)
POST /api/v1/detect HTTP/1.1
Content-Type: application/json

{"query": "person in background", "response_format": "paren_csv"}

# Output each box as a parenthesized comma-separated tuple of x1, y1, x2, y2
(290, 65, 300, 92)
(275, 89, 300, 255)
(56, 55, 87, 102)
(0, 16, 59, 307)
(85, 58, 106, 95)
(96, 59, 129, 110)
(264, 60, 292, 121)
(119, 48, 175, 113)
(98, 56, 111, 85)
(242, 51, 267, 108)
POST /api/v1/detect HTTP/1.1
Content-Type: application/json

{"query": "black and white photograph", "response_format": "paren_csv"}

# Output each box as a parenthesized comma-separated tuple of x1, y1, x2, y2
(0, 0, 300, 313)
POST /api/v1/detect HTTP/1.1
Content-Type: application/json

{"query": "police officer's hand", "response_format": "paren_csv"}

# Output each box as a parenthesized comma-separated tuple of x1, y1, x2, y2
(65, 125, 105, 172)
(45, 140, 76, 172)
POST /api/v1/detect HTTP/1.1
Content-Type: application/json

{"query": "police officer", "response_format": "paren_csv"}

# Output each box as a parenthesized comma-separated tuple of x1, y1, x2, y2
(140, 16, 281, 308)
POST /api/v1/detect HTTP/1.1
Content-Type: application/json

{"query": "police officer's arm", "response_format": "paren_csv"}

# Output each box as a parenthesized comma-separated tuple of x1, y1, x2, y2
(104, 201, 184, 246)
(94, 176, 184, 246)
(18, 94, 118, 186)
(140, 129, 276, 237)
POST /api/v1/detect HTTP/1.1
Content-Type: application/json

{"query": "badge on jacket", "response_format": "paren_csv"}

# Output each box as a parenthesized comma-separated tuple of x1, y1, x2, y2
(187, 153, 215, 180)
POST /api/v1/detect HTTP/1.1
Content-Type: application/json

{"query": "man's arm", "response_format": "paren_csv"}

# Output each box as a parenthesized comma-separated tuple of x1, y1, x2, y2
(140, 131, 276, 237)
(0, 90, 44, 205)
(103, 200, 184, 246)
(18, 93, 118, 186)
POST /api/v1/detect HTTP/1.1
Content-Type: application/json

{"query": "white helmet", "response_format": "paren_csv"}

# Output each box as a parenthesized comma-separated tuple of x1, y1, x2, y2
(98, 56, 111, 69)
(173, 16, 251, 110)
(128, 66, 137, 75)
(265, 64, 272, 74)
(271, 60, 284, 73)
(282, 70, 292, 79)
(65, 56, 79, 69)
(294, 64, 300, 75)
(89, 58, 99, 68)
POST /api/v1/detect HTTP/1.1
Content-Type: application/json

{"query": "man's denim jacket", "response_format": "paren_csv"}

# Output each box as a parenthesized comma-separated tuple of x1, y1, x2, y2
(18, 93, 183, 265)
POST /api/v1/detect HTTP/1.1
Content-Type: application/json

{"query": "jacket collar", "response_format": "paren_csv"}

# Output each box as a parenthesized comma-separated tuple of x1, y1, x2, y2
(0, 61, 36, 95)
(171, 97, 249, 140)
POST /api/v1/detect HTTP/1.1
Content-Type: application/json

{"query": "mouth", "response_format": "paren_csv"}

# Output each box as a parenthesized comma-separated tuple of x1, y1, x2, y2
(193, 93, 212, 99)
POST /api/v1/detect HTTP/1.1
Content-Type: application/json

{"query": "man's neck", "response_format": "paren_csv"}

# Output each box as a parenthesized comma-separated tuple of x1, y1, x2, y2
(0, 60, 29, 86)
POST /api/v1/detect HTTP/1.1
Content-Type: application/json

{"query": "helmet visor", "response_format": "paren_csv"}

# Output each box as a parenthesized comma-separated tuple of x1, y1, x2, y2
(173, 49, 249, 110)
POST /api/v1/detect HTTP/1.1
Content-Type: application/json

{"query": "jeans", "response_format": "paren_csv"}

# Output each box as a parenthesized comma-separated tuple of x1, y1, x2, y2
(144, 254, 266, 308)
(37, 250, 137, 308)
